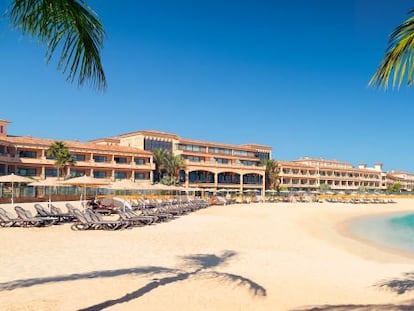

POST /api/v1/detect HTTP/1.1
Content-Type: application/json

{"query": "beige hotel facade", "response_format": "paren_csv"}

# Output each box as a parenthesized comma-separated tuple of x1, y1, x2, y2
(0, 119, 412, 193)
(0, 120, 271, 193)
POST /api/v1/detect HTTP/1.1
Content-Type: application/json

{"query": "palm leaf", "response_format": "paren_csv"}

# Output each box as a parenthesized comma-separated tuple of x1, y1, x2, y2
(370, 8, 414, 89)
(8, 0, 106, 91)
(200, 271, 267, 297)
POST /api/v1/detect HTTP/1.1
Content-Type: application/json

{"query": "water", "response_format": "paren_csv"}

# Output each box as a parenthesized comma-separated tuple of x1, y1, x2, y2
(349, 212, 414, 254)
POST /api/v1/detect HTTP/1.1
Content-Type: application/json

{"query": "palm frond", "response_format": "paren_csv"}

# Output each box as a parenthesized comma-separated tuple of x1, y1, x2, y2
(370, 8, 414, 89)
(8, 0, 106, 91)
(201, 271, 267, 297)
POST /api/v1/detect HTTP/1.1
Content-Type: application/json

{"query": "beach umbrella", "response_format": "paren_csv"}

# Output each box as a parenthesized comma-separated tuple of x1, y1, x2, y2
(0, 173, 33, 206)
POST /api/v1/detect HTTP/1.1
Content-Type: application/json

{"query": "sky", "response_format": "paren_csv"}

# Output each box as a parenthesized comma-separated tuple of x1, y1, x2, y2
(1, 0, 414, 172)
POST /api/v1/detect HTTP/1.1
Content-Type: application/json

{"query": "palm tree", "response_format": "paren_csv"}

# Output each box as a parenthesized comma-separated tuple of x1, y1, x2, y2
(261, 159, 280, 191)
(46, 141, 76, 179)
(163, 154, 186, 185)
(370, 7, 414, 89)
(7, 0, 106, 90)
(152, 148, 168, 183)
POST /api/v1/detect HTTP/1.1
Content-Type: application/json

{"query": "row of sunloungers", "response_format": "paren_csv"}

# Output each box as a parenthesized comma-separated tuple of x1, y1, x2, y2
(0, 198, 210, 230)
(325, 198, 397, 204)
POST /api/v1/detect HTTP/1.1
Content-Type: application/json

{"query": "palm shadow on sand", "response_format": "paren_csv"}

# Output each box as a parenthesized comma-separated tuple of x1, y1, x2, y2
(293, 272, 414, 311)
(0, 250, 266, 310)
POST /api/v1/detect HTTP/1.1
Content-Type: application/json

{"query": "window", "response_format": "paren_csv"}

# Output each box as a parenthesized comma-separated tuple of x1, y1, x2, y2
(114, 157, 127, 164)
(114, 171, 127, 179)
(135, 158, 145, 165)
(19, 150, 37, 158)
(0, 125, 3, 133)
(17, 168, 36, 176)
(255, 151, 270, 160)
(73, 154, 86, 161)
(70, 170, 85, 177)
(45, 169, 58, 177)
(210, 147, 231, 155)
(189, 171, 214, 183)
(216, 158, 230, 164)
(94, 171, 107, 178)
(183, 155, 204, 162)
(178, 144, 207, 152)
(144, 139, 172, 152)
(93, 155, 107, 162)
(134, 172, 147, 180)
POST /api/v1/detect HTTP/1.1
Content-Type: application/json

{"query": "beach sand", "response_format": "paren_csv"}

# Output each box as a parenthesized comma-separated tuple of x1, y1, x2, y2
(1, 200, 414, 310)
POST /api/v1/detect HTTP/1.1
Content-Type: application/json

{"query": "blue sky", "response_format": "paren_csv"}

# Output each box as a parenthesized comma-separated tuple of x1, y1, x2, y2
(1, 1, 413, 172)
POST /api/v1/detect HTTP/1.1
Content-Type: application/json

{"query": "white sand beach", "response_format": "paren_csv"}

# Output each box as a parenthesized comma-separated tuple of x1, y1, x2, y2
(1, 200, 414, 310)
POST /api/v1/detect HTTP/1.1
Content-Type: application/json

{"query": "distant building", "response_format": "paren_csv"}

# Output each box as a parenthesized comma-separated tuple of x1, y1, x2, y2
(385, 171, 414, 191)
(278, 157, 383, 191)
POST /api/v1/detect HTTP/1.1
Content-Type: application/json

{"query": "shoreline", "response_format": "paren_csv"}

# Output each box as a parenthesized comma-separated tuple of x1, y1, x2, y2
(337, 206, 414, 262)
(2, 201, 414, 310)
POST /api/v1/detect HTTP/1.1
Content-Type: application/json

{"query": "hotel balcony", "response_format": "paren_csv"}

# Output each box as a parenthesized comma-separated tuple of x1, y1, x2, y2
(0, 154, 155, 170)
(184, 160, 264, 171)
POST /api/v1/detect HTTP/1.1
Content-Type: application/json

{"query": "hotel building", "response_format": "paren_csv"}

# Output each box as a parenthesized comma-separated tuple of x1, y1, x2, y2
(278, 157, 383, 191)
(93, 130, 271, 193)
(3, 118, 414, 194)
(0, 120, 154, 183)
(385, 171, 414, 191)
(0, 120, 270, 193)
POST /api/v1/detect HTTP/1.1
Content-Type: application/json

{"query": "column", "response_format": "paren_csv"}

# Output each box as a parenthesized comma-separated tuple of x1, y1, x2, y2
(239, 173, 243, 192)
(261, 174, 265, 197)
(183, 170, 189, 188)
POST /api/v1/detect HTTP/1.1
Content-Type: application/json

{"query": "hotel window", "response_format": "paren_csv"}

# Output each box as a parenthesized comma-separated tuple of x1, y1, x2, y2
(115, 171, 127, 179)
(216, 158, 230, 164)
(0, 145, 5, 154)
(135, 158, 145, 165)
(73, 154, 86, 161)
(134, 172, 147, 180)
(144, 139, 172, 152)
(114, 157, 127, 164)
(0, 125, 3, 134)
(93, 155, 107, 162)
(234, 150, 248, 157)
(210, 147, 231, 155)
(19, 150, 37, 158)
(45, 169, 58, 177)
(94, 171, 106, 178)
(255, 151, 270, 160)
(17, 168, 36, 176)
(70, 170, 85, 177)
(184, 155, 204, 162)
(178, 144, 206, 152)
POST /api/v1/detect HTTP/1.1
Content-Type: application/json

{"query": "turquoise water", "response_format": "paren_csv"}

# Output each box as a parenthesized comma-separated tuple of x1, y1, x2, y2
(349, 212, 414, 253)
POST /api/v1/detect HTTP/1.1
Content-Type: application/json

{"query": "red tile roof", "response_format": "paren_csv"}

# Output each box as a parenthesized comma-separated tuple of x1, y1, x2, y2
(0, 136, 152, 156)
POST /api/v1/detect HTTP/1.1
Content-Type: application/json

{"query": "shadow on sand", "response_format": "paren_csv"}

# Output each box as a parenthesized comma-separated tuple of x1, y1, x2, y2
(0, 250, 266, 310)
(293, 272, 414, 311)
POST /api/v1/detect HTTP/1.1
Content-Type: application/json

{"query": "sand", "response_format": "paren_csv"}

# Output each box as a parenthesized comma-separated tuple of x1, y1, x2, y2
(1, 200, 414, 310)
